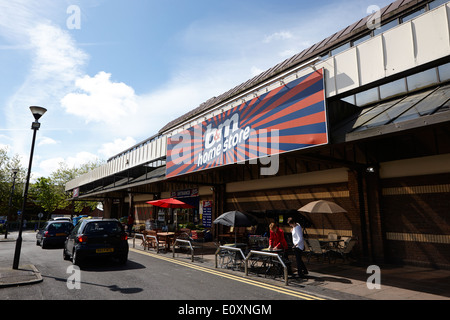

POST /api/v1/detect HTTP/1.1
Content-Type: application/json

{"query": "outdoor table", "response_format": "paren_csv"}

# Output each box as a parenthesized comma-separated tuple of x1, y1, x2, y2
(157, 232, 175, 251)
(217, 245, 246, 270)
(223, 243, 247, 249)
(318, 238, 340, 249)
(248, 248, 285, 278)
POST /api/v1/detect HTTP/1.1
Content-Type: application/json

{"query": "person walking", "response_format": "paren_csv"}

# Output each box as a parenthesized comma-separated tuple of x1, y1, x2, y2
(127, 214, 134, 236)
(287, 217, 308, 278)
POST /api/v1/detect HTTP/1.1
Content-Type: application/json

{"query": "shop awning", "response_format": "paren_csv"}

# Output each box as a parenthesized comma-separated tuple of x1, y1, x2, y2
(70, 166, 166, 201)
(332, 84, 450, 143)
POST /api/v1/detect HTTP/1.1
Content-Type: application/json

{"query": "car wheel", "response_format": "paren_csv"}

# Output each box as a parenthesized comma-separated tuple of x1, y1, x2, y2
(72, 249, 81, 266)
(36, 239, 40, 246)
(63, 247, 71, 261)
(41, 239, 47, 249)
(118, 254, 128, 265)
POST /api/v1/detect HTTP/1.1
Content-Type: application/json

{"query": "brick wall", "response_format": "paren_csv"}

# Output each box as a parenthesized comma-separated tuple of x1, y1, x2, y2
(226, 182, 360, 240)
(380, 173, 450, 268)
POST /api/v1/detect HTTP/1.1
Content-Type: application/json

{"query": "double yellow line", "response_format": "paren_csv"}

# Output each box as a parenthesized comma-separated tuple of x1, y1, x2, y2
(129, 248, 325, 300)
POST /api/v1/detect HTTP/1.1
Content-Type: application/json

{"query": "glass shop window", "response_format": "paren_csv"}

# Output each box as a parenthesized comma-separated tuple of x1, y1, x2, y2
(373, 19, 398, 36)
(407, 68, 438, 91)
(379, 78, 407, 99)
(355, 87, 379, 107)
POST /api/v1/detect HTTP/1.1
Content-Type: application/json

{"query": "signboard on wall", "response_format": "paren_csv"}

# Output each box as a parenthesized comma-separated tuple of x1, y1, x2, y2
(201, 201, 212, 227)
(166, 69, 328, 178)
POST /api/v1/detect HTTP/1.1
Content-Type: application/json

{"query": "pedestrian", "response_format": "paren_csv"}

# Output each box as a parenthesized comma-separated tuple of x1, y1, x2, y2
(127, 214, 134, 236)
(268, 222, 288, 251)
(287, 217, 308, 278)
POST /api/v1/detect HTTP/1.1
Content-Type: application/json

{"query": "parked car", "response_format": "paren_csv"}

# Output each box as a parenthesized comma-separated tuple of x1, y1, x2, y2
(51, 217, 71, 222)
(36, 221, 74, 249)
(63, 218, 129, 266)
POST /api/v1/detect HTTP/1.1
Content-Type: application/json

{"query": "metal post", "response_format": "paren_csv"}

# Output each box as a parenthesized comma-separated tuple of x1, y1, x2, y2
(13, 126, 38, 269)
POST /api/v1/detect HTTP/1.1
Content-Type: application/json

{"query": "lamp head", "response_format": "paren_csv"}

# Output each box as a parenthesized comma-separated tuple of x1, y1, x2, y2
(29, 106, 47, 121)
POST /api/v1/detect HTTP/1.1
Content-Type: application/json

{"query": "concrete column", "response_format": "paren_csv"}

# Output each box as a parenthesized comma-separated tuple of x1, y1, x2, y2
(103, 198, 112, 218)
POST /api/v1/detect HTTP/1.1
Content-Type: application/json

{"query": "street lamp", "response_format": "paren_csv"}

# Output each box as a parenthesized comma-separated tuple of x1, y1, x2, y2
(4, 168, 19, 239)
(12, 106, 47, 270)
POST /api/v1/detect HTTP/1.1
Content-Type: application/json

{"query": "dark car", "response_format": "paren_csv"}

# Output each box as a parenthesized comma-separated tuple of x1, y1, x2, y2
(63, 218, 128, 266)
(36, 221, 74, 249)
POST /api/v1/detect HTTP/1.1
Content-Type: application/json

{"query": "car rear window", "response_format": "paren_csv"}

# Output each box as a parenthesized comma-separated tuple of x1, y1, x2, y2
(48, 223, 72, 232)
(83, 221, 122, 234)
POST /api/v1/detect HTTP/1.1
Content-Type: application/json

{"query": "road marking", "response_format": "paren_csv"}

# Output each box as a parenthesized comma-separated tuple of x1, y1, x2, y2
(129, 248, 326, 300)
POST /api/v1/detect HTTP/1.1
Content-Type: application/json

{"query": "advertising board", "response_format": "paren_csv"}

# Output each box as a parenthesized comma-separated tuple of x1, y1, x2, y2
(166, 69, 328, 178)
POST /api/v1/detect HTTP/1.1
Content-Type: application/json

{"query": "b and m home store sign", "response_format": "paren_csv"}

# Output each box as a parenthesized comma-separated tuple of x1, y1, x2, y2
(166, 69, 328, 178)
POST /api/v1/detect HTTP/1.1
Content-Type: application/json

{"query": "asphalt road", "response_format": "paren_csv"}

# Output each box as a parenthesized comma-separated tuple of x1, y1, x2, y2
(0, 231, 325, 303)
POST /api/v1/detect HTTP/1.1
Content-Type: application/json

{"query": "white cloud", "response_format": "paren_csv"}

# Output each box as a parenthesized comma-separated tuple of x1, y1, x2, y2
(263, 31, 293, 43)
(250, 66, 264, 77)
(0, 5, 87, 163)
(37, 137, 59, 147)
(98, 137, 137, 159)
(39, 151, 99, 177)
(61, 71, 138, 125)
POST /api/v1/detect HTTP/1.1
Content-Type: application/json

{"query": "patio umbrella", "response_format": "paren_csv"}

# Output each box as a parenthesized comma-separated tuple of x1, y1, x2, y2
(146, 198, 194, 209)
(213, 210, 257, 244)
(298, 200, 347, 236)
(147, 198, 194, 229)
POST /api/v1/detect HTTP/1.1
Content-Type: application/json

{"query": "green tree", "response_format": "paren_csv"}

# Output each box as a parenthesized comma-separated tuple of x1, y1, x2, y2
(0, 147, 25, 220)
(31, 177, 66, 220)
(50, 160, 104, 214)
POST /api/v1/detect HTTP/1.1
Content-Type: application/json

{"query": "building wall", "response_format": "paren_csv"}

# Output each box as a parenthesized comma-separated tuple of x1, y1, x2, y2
(381, 173, 450, 268)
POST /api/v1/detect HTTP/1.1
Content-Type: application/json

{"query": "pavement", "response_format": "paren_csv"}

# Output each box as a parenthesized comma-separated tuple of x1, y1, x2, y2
(0, 235, 42, 288)
(1, 233, 449, 300)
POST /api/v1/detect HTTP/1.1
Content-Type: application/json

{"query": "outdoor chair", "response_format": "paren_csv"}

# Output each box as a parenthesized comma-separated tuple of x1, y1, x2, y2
(337, 236, 351, 250)
(330, 239, 357, 262)
(191, 230, 205, 259)
(328, 233, 338, 240)
(146, 230, 164, 252)
(305, 239, 330, 263)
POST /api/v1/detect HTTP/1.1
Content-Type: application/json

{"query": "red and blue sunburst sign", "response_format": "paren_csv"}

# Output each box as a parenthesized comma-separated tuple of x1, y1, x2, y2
(166, 69, 328, 178)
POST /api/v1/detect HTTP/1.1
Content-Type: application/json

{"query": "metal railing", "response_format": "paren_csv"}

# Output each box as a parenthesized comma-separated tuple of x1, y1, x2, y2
(133, 233, 146, 249)
(132, 233, 162, 252)
(214, 246, 246, 270)
(245, 250, 288, 286)
(172, 239, 195, 262)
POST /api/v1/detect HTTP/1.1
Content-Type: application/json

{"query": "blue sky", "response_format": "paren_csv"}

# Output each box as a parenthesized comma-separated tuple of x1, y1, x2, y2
(0, 0, 393, 179)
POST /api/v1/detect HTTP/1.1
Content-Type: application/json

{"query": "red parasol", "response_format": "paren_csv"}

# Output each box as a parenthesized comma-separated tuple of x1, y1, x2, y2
(146, 198, 194, 209)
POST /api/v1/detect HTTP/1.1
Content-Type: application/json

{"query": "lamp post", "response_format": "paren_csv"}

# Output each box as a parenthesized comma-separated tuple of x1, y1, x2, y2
(12, 106, 47, 270)
(4, 168, 19, 239)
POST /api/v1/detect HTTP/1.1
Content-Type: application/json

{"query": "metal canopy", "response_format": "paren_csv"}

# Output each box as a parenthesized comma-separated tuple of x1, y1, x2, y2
(332, 84, 450, 143)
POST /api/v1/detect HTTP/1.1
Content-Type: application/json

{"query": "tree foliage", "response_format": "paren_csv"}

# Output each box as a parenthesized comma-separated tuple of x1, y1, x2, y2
(0, 148, 25, 218)
(50, 160, 103, 214)
(1, 146, 104, 220)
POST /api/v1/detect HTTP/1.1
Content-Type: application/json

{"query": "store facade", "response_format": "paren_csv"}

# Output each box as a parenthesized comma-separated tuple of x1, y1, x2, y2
(66, 0, 450, 268)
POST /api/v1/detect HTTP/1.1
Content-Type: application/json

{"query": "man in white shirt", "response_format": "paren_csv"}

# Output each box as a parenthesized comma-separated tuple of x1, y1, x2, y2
(288, 217, 308, 278)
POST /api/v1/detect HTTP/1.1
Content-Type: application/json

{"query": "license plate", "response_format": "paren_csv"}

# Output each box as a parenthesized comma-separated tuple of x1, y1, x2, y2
(56, 233, 67, 237)
(96, 248, 114, 253)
